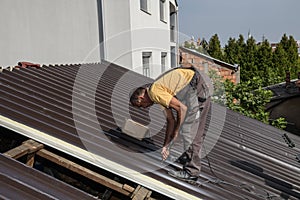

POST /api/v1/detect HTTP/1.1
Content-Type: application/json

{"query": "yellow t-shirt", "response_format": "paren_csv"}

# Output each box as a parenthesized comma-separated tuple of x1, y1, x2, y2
(148, 68, 195, 108)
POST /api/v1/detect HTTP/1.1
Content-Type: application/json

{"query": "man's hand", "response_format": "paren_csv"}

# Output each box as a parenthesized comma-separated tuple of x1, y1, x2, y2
(161, 146, 170, 161)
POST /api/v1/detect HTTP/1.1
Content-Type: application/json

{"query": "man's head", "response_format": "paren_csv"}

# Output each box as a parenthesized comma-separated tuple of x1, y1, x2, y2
(130, 86, 153, 108)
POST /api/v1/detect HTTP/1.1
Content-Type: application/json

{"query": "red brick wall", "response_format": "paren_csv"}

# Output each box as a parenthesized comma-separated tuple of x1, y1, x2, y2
(180, 49, 239, 84)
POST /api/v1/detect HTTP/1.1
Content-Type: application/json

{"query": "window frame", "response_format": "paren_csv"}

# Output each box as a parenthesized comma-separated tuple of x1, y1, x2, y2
(161, 52, 167, 72)
(142, 52, 152, 77)
(140, 0, 151, 15)
(160, 0, 166, 22)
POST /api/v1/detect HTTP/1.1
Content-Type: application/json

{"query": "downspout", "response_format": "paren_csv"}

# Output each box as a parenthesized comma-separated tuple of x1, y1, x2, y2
(97, 0, 105, 61)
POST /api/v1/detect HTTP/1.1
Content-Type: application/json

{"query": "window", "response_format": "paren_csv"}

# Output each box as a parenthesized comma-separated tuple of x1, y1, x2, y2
(140, 0, 150, 13)
(161, 52, 167, 72)
(170, 23, 175, 42)
(170, 3, 176, 42)
(160, 0, 166, 22)
(170, 47, 176, 68)
(142, 52, 152, 77)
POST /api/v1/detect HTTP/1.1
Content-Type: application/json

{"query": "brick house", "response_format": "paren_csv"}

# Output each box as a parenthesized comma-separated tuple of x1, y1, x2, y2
(179, 47, 240, 84)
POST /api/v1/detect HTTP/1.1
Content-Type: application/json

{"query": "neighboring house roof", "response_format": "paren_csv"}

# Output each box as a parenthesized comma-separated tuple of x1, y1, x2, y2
(0, 62, 299, 199)
(180, 47, 239, 71)
(265, 80, 300, 135)
(0, 154, 96, 200)
(265, 80, 300, 101)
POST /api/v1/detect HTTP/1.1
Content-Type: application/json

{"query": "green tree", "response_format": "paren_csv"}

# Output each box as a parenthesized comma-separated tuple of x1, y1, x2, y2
(256, 38, 275, 85)
(224, 37, 239, 64)
(236, 34, 246, 64)
(224, 78, 287, 129)
(201, 37, 209, 52)
(286, 35, 299, 78)
(207, 34, 224, 60)
(275, 34, 299, 79)
(240, 36, 258, 81)
(183, 41, 191, 49)
(279, 34, 289, 52)
(208, 69, 226, 106)
(272, 44, 289, 82)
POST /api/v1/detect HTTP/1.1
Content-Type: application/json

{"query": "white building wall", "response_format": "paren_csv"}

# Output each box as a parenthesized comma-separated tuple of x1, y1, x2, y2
(102, 0, 133, 68)
(0, 0, 101, 67)
(102, 0, 178, 79)
(1, 0, 178, 78)
(130, 1, 172, 78)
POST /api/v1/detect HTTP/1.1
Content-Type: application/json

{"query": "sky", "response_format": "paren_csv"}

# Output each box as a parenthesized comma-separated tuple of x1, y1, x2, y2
(178, 0, 300, 47)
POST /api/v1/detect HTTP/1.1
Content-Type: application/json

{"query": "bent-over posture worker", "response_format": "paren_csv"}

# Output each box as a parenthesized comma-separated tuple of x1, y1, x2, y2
(130, 64, 211, 182)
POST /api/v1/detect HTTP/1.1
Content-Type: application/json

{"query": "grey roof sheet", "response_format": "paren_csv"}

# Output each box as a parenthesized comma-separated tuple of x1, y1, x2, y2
(0, 62, 299, 200)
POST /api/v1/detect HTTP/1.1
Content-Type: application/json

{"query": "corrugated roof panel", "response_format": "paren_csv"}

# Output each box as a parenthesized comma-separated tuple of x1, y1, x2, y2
(0, 154, 96, 200)
(0, 62, 299, 199)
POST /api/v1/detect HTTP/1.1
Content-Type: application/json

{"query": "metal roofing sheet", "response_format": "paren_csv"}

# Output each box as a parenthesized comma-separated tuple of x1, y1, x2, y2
(0, 62, 299, 199)
(0, 154, 96, 200)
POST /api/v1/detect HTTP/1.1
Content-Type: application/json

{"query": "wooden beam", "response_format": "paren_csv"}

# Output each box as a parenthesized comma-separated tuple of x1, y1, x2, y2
(3, 139, 44, 159)
(36, 149, 135, 196)
(131, 185, 152, 200)
(25, 153, 35, 167)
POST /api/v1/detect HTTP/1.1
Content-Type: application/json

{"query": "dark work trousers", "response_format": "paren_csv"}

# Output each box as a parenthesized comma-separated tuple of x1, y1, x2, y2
(178, 73, 211, 176)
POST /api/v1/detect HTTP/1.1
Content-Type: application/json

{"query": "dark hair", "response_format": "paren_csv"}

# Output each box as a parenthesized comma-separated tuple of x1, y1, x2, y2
(129, 83, 151, 106)
(129, 87, 145, 106)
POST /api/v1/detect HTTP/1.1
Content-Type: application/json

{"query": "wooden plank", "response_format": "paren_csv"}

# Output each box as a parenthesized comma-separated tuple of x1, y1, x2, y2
(25, 153, 35, 167)
(131, 185, 141, 199)
(132, 186, 150, 200)
(3, 139, 44, 159)
(145, 190, 153, 199)
(36, 149, 134, 196)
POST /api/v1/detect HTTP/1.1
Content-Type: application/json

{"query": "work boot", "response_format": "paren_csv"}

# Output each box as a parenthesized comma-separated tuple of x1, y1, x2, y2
(168, 169, 198, 183)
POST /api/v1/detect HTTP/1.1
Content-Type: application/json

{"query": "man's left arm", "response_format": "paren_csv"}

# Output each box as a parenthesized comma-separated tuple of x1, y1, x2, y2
(169, 97, 187, 138)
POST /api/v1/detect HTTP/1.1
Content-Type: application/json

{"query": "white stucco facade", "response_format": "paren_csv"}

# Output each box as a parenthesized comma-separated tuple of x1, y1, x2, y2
(0, 0, 101, 67)
(102, 0, 178, 78)
(1, 0, 178, 78)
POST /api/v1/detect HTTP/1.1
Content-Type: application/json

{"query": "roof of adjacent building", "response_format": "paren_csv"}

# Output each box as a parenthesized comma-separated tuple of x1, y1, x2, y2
(0, 61, 300, 199)
(180, 47, 239, 71)
(265, 79, 300, 101)
(265, 80, 300, 136)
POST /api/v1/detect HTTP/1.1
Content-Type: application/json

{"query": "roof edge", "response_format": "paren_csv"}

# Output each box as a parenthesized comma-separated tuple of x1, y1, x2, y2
(180, 46, 239, 71)
(0, 115, 202, 200)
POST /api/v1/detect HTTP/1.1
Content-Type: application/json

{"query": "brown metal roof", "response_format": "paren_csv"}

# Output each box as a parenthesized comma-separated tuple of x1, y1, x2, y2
(0, 61, 300, 199)
(0, 154, 96, 200)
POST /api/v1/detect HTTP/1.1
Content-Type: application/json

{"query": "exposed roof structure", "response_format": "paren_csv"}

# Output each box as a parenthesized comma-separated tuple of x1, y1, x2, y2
(0, 154, 96, 200)
(0, 62, 300, 199)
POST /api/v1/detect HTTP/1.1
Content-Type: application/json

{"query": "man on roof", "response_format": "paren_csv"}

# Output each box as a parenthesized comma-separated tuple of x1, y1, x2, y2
(130, 57, 211, 183)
